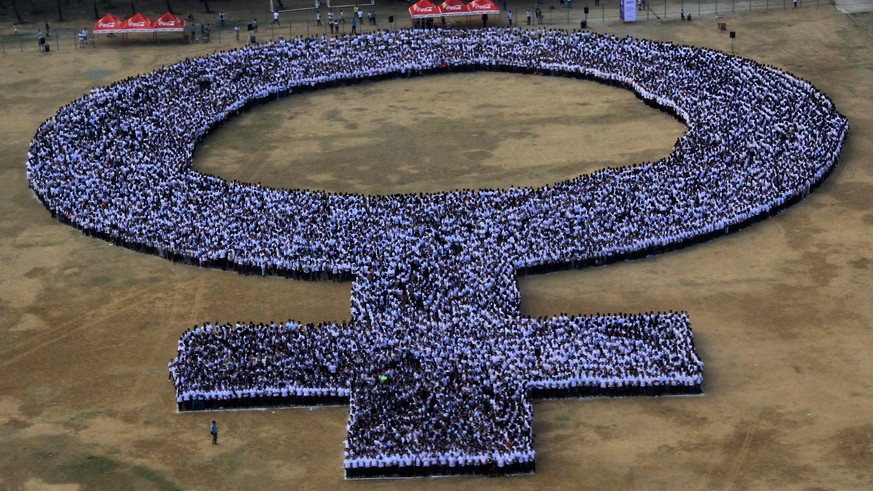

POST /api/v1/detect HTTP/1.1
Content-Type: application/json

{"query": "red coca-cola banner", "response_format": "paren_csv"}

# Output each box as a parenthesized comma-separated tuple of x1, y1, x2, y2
(153, 12, 185, 32)
(467, 0, 500, 15)
(410, 0, 499, 19)
(409, 0, 442, 18)
(122, 13, 156, 33)
(93, 13, 124, 34)
(438, 0, 472, 16)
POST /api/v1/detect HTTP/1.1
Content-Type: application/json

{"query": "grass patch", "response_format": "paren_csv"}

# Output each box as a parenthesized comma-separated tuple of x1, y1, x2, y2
(1, 439, 182, 491)
(69, 410, 103, 422)
(132, 465, 184, 491)
(49, 454, 181, 491)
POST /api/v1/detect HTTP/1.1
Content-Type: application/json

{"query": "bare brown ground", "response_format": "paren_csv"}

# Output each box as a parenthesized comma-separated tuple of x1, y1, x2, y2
(1, 4, 873, 491)
(195, 73, 685, 193)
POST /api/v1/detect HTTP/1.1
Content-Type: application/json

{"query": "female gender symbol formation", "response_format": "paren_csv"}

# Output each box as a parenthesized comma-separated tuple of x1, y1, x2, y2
(28, 28, 847, 478)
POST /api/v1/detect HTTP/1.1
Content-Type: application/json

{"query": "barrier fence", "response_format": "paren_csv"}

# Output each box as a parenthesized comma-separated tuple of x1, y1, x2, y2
(0, 0, 860, 54)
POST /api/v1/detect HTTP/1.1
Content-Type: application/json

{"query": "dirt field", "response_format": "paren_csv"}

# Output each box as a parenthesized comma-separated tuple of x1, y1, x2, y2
(196, 72, 686, 193)
(1, 2, 873, 490)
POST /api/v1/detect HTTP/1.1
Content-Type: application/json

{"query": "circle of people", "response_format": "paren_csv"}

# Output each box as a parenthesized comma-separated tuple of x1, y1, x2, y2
(28, 27, 847, 478)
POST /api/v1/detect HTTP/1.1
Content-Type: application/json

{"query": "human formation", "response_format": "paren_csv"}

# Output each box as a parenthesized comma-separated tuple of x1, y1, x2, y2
(28, 27, 847, 478)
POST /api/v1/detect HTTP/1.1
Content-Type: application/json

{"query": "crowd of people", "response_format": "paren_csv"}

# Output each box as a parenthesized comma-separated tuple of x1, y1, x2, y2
(170, 309, 701, 477)
(28, 27, 847, 478)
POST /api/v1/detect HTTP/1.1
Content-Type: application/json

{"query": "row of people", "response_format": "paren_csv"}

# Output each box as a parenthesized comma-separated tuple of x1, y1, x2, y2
(170, 313, 703, 404)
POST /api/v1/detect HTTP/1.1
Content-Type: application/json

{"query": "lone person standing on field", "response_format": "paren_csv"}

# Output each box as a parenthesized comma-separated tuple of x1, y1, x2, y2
(210, 420, 219, 445)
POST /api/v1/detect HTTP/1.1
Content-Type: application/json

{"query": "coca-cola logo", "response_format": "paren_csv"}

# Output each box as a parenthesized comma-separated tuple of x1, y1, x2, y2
(129, 21, 148, 27)
(98, 21, 119, 27)
(158, 20, 178, 26)
(471, 3, 493, 9)
(445, 4, 464, 10)
(413, 5, 434, 11)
